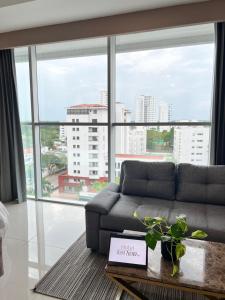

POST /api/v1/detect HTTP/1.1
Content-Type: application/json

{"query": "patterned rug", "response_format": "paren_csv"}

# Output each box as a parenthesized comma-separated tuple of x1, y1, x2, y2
(34, 233, 207, 300)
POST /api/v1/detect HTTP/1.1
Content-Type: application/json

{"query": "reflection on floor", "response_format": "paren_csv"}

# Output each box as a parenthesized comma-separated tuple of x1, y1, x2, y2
(0, 200, 85, 300)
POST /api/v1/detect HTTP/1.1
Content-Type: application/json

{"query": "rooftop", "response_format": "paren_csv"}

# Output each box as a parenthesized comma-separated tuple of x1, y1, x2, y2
(68, 104, 108, 109)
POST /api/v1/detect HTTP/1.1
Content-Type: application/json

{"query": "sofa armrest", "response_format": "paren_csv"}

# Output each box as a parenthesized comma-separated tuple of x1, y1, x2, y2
(85, 183, 120, 214)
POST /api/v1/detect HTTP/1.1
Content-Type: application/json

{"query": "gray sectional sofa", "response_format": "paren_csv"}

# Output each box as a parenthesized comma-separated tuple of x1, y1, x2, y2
(85, 161, 225, 255)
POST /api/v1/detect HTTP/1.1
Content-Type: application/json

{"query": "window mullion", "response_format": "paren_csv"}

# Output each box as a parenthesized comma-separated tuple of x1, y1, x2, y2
(108, 36, 116, 183)
(28, 46, 42, 199)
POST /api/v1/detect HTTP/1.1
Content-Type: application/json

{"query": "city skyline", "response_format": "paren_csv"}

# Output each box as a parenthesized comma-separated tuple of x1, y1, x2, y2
(16, 43, 214, 123)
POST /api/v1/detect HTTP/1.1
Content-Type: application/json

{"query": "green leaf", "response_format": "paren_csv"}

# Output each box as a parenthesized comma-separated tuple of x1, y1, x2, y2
(172, 264, 179, 277)
(191, 230, 208, 239)
(145, 233, 157, 250)
(133, 211, 139, 218)
(144, 217, 155, 228)
(144, 216, 152, 222)
(176, 243, 186, 260)
(151, 229, 162, 241)
(170, 223, 184, 238)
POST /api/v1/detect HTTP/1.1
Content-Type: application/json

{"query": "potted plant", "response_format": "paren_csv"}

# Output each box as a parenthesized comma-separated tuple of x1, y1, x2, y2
(133, 212, 207, 276)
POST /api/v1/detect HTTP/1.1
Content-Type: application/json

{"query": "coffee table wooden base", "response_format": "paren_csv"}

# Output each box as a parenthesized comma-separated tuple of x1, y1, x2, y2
(107, 273, 225, 300)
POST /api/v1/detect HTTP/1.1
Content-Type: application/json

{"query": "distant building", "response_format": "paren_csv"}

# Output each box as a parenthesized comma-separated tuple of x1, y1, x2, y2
(159, 102, 172, 123)
(173, 124, 209, 165)
(135, 95, 158, 123)
(58, 99, 137, 194)
(128, 126, 146, 154)
(135, 95, 172, 131)
(159, 102, 172, 131)
(59, 104, 108, 194)
(99, 90, 108, 106)
(60, 125, 66, 141)
(115, 102, 131, 154)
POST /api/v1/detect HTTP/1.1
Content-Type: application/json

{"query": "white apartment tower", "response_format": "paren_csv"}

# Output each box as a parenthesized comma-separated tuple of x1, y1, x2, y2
(99, 90, 108, 106)
(135, 95, 158, 123)
(173, 125, 209, 165)
(159, 102, 172, 131)
(128, 126, 147, 154)
(159, 102, 172, 122)
(66, 104, 108, 180)
(115, 102, 131, 154)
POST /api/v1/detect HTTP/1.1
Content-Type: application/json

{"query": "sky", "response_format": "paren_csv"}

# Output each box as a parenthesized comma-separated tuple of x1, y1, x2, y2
(16, 43, 214, 122)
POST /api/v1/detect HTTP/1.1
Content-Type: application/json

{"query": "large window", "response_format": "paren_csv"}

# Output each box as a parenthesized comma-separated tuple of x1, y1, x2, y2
(114, 24, 214, 171)
(15, 24, 215, 203)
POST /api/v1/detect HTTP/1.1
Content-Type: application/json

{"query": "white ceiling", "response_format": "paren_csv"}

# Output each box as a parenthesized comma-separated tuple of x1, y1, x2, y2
(0, 0, 207, 33)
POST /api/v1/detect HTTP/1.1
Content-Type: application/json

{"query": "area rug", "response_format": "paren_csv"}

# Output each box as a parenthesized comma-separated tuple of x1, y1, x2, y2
(34, 233, 207, 300)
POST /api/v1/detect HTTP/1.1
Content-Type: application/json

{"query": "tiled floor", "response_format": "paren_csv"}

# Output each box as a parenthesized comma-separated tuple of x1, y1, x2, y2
(0, 200, 85, 300)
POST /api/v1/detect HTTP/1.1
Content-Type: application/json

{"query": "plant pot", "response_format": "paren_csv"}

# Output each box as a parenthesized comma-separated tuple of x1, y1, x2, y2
(161, 240, 178, 262)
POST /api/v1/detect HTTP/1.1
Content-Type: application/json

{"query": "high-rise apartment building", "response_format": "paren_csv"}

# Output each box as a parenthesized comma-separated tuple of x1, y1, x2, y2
(135, 95, 172, 131)
(159, 102, 172, 122)
(173, 124, 209, 165)
(99, 90, 107, 106)
(128, 126, 147, 154)
(135, 95, 158, 123)
(115, 102, 131, 154)
(59, 125, 66, 141)
(59, 104, 108, 193)
(159, 102, 172, 131)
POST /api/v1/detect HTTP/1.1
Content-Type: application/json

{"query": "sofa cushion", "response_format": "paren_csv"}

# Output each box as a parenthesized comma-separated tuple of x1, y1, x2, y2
(121, 161, 175, 200)
(206, 204, 225, 243)
(100, 194, 173, 232)
(169, 201, 225, 243)
(176, 164, 225, 205)
(169, 201, 208, 233)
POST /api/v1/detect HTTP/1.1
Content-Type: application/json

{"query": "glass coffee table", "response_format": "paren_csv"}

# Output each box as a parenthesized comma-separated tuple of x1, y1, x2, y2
(105, 239, 225, 300)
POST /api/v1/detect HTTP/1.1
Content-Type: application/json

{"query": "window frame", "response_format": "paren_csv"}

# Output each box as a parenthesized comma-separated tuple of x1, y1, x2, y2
(17, 31, 214, 204)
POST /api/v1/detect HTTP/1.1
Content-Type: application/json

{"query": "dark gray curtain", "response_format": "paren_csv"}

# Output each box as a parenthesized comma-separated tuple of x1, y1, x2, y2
(211, 22, 225, 165)
(0, 49, 26, 203)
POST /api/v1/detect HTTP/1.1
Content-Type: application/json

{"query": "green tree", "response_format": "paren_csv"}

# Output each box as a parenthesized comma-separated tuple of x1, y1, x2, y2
(42, 178, 54, 197)
(41, 126, 60, 149)
(41, 153, 67, 175)
(147, 128, 174, 152)
(90, 181, 108, 193)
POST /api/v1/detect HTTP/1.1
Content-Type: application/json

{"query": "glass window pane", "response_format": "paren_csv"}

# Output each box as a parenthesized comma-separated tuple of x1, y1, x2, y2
(15, 47, 35, 197)
(40, 125, 108, 202)
(116, 24, 214, 123)
(36, 37, 108, 122)
(21, 125, 35, 197)
(14, 47, 32, 122)
(115, 125, 210, 179)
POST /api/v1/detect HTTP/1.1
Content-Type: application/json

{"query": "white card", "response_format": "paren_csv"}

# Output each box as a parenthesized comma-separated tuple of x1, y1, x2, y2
(108, 237, 147, 266)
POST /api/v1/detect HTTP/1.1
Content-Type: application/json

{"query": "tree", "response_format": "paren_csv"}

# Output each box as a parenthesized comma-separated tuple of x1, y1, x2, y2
(90, 181, 108, 193)
(41, 153, 67, 175)
(42, 178, 54, 197)
(41, 126, 60, 149)
(147, 128, 174, 152)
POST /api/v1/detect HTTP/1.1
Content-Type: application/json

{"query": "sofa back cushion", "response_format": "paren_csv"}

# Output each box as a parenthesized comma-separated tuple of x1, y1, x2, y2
(121, 161, 176, 200)
(176, 164, 225, 205)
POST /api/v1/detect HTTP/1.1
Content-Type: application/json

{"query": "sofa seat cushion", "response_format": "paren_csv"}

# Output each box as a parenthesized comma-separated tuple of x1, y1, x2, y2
(100, 195, 173, 232)
(169, 202, 225, 243)
(206, 204, 225, 243)
(121, 161, 175, 200)
(169, 201, 208, 234)
(176, 164, 225, 205)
